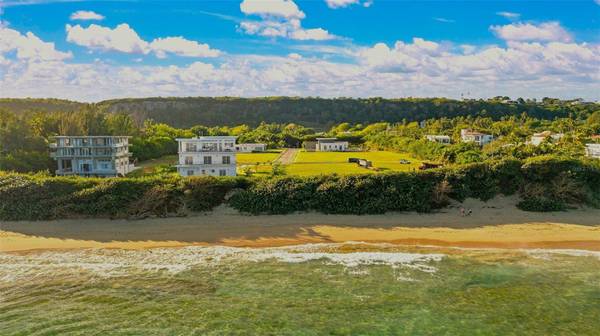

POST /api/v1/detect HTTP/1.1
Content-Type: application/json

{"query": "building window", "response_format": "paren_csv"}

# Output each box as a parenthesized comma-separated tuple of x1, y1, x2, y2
(185, 156, 193, 165)
(186, 143, 197, 152)
(187, 170, 194, 176)
(219, 169, 227, 176)
(204, 156, 212, 164)
(222, 156, 230, 164)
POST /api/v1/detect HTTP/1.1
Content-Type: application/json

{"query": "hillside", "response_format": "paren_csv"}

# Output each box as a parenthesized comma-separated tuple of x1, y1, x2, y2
(2, 97, 597, 128)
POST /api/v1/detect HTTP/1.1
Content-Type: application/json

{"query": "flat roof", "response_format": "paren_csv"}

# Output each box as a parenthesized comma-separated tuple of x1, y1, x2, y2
(176, 136, 238, 141)
(52, 135, 131, 138)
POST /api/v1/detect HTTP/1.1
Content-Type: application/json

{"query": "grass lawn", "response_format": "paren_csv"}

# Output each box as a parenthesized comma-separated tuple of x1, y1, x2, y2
(287, 150, 422, 176)
(127, 155, 177, 177)
(236, 150, 282, 165)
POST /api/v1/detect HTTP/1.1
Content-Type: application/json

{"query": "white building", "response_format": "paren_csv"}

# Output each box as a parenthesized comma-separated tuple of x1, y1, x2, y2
(236, 143, 267, 152)
(176, 136, 237, 177)
(316, 138, 349, 151)
(460, 129, 494, 146)
(585, 144, 600, 159)
(528, 131, 564, 146)
(426, 135, 451, 144)
(50, 136, 134, 177)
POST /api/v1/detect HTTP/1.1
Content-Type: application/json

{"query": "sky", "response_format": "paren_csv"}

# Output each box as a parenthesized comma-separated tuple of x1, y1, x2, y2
(0, 0, 599, 102)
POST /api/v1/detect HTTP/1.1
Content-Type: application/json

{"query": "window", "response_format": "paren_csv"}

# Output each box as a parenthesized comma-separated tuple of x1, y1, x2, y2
(204, 156, 212, 164)
(222, 156, 230, 164)
(219, 169, 227, 176)
(186, 143, 197, 152)
(185, 156, 194, 165)
(98, 160, 112, 170)
(187, 170, 194, 176)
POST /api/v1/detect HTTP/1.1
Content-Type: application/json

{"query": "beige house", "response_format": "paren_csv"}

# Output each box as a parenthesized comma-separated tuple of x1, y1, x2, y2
(460, 129, 494, 146)
(528, 131, 564, 146)
(585, 144, 600, 159)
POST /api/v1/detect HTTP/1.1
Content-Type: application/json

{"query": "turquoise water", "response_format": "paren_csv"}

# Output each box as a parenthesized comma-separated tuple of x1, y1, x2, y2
(1, 244, 600, 335)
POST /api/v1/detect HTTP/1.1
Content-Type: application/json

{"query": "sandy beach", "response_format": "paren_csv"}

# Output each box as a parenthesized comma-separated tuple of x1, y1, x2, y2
(1, 197, 599, 252)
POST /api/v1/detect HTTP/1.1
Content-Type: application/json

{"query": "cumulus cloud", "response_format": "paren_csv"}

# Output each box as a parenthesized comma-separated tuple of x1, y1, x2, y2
(70, 10, 105, 21)
(65, 23, 220, 57)
(325, 0, 371, 8)
(240, 0, 304, 19)
(0, 26, 72, 61)
(239, 0, 337, 40)
(496, 11, 520, 20)
(2, 27, 599, 102)
(490, 22, 572, 42)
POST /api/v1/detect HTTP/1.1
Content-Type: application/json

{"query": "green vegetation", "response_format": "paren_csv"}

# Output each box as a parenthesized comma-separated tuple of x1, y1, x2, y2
(2, 246, 600, 335)
(2, 157, 598, 220)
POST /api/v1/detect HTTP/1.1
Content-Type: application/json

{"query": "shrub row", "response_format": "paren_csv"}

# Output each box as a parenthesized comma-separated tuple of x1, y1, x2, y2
(0, 173, 246, 220)
(1, 157, 598, 220)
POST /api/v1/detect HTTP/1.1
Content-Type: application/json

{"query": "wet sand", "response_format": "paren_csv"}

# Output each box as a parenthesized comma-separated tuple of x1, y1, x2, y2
(1, 197, 599, 252)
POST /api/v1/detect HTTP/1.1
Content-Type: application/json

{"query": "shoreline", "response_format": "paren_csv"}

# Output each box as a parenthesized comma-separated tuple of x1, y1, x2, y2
(1, 197, 599, 253)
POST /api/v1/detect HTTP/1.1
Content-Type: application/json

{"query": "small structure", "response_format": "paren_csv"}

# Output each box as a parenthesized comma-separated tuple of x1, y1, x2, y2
(585, 144, 600, 159)
(528, 131, 564, 146)
(175, 136, 237, 177)
(426, 135, 451, 144)
(358, 159, 372, 168)
(460, 129, 493, 146)
(49, 136, 134, 177)
(316, 138, 349, 152)
(419, 162, 443, 170)
(303, 141, 317, 152)
(236, 143, 267, 152)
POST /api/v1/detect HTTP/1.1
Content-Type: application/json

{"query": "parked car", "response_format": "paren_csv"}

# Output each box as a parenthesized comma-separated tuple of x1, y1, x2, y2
(399, 159, 411, 164)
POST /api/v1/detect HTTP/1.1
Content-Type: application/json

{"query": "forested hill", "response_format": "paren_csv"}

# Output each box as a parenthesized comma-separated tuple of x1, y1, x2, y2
(2, 97, 597, 128)
(0, 98, 85, 113)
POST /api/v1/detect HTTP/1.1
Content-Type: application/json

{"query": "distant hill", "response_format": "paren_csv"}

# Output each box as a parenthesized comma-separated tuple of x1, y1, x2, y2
(0, 98, 85, 113)
(2, 96, 597, 128)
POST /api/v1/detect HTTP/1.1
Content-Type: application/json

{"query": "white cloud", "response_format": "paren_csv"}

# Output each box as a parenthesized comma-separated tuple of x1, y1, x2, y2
(0, 26, 72, 61)
(70, 10, 105, 21)
(65, 23, 220, 58)
(496, 11, 520, 20)
(66, 23, 148, 53)
(2, 28, 599, 102)
(240, 0, 304, 19)
(433, 17, 455, 23)
(239, 0, 337, 40)
(325, 0, 360, 8)
(490, 22, 572, 43)
(150, 37, 220, 58)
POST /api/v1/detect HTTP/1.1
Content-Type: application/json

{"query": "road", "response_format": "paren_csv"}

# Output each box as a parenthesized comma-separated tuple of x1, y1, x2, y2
(275, 148, 299, 164)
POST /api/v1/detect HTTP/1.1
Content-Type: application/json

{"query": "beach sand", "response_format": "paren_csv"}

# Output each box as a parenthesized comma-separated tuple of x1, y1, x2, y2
(1, 196, 599, 252)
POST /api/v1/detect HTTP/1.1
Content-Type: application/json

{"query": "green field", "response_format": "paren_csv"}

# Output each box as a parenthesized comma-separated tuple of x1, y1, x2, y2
(287, 150, 422, 176)
(2, 244, 600, 335)
(237, 150, 282, 165)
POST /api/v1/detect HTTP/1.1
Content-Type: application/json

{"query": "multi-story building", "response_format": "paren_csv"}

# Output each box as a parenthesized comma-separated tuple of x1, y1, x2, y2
(528, 131, 564, 146)
(176, 136, 237, 177)
(460, 129, 494, 146)
(50, 136, 134, 177)
(236, 143, 267, 152)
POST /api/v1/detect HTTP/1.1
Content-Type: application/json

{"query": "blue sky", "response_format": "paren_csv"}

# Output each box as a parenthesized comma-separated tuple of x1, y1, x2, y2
(0, 0, 599, 101)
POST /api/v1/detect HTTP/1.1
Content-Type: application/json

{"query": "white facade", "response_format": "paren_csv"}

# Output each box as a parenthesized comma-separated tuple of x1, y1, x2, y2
(529, 131, 564, 146)
(236, 143, 267, 152)
(460, 129, 494, 146)
(426, 135, 451, 144)
(176, 136, 237, 177)
(585, 144, 600, 159)
(50, 136, 134, 177)
(316, 138, 349, 151)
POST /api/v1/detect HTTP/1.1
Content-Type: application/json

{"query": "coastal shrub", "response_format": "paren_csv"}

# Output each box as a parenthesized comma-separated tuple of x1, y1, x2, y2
(491, 159, 523, 195)
(183, 176, 249, 212)
(445, 163, 498, 201)
(517, 197, 566, 212)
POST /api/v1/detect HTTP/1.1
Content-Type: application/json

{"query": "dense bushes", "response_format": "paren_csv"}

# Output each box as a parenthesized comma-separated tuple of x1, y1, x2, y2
(1, 158, 599, 220)
(0, 173, 242, 220)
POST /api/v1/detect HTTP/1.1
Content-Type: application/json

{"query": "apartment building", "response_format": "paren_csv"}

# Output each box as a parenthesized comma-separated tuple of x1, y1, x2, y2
(50, 136, 133, 177)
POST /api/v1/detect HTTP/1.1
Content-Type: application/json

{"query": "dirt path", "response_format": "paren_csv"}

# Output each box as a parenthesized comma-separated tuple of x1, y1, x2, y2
(275, 148, 299, 164)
